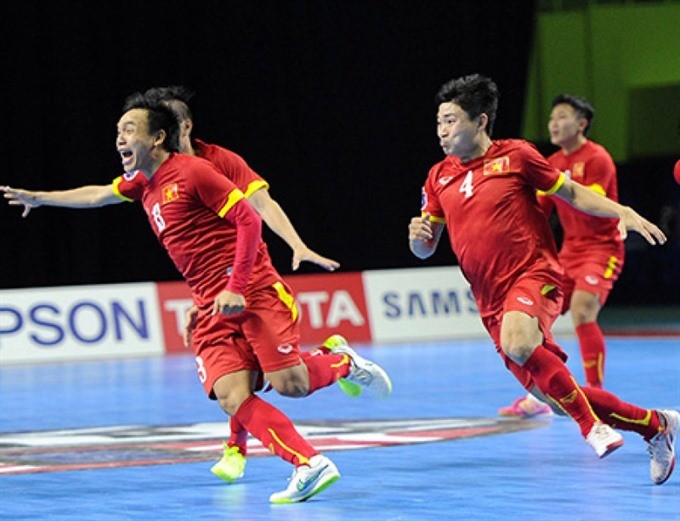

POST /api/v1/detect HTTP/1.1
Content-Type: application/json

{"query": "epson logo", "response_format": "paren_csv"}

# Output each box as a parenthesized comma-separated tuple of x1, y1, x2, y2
(0, 299, 150, 347)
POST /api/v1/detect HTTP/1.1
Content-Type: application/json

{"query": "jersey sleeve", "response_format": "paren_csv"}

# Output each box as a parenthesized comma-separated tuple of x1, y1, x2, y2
(112, 171, 146, 201)
(210, 147, 269, 197)
(584, 151, 617, 197)
(188, 161, 246, 216)
(188, 161, 261, 295)
(521, 142, 564, 194)
(421, 166, 446, 223)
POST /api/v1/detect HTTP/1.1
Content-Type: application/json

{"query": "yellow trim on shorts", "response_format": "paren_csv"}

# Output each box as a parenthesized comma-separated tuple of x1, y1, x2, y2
(273, 281, 299, 322)
(603, 256, 619, 279)
(540, 284, 556, 296)
(217, 189, 245, 218)
(111, 178, 134, 202)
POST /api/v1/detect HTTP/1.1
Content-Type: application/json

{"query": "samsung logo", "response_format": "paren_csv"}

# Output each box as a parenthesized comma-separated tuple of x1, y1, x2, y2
(382, 289, 477, 319)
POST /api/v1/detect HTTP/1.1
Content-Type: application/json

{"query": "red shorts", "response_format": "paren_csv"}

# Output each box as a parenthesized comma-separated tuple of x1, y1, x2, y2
(482, 273, 567, 391)
(558, 248, 624, 313)
(191, 280, 301, 398)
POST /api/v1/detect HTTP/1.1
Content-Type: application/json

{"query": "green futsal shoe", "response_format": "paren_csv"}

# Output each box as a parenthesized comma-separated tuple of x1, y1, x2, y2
(210, 442, 246, 483)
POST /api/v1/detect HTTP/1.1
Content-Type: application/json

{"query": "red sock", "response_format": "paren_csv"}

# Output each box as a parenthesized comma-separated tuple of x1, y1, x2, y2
(304, 346, 331, 356)
(581, 386, 662, 441)
(522, 345, 599, 437)
(301, 351, 351, 395)
(228, 415, 249, 455)
(233, 395, 317, 466)
(576, 322, 606, 388)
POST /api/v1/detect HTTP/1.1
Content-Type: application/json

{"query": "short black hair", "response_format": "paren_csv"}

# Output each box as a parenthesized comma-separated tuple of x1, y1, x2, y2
(551, 94, 595, 135)
(143, 85, 195, 122)
(435, 74, 499, 137)
(122, 92, 181, 153)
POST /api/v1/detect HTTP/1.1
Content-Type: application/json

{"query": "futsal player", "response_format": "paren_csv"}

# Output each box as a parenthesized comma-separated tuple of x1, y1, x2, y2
(500, 94, 624, 417)
(408, 74, 678, 485)
(2, 96, 392, 502)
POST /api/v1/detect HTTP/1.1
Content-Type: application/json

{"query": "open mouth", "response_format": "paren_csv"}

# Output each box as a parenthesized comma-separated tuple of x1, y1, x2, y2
(119, 150, 133, 165)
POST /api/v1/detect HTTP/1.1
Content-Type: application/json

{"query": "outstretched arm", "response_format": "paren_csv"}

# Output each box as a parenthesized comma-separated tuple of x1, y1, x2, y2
(1, 184, 122, 217)
(248, 187, 340, 271)
(554, 178, 666, 245)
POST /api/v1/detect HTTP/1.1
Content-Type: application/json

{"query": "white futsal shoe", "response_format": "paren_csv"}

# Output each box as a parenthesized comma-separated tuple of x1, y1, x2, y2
(586, 422, 624, 458)
(269, 455, 340, 504)
(648, 409, 679, 485)
(324, 335, 393, 399)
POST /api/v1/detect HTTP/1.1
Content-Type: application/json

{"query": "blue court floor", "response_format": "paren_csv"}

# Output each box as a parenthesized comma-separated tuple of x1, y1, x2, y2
(1, 335, 679, 521)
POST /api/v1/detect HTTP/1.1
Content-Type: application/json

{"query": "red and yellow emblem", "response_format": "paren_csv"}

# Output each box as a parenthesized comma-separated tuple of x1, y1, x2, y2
(483, 156, 510, 175)
(162, 183, 179, 204)
(572, 162, 585, 179)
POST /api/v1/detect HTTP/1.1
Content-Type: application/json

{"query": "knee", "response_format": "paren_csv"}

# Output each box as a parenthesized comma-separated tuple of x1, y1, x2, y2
(271, 376, 310, 397)
(501, 338, 535, 364)
(500, 321, 541, 364)
(267, 364, 310, 397)
(570, 293, 600, 325)
(215, 387, 252, 416)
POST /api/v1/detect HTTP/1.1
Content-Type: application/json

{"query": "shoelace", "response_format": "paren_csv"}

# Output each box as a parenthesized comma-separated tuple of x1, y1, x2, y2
(350, 365, 374, 385)
(647, 432, 670, 458)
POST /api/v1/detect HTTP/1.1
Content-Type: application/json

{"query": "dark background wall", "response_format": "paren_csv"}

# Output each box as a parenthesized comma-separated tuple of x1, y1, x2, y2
(2, 1, 677, 306)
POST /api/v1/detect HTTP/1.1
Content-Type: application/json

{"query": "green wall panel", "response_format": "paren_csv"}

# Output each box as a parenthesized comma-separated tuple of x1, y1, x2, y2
(523, 3, 680, 161)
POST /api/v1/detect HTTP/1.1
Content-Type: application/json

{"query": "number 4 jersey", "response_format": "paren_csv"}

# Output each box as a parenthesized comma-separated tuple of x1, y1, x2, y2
(421, 139, 565, 318)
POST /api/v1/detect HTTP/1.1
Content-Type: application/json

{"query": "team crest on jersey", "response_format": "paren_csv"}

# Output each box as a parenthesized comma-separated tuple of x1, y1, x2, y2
(123, 170, 141, 181)
(572, 162, 585, 179)
(483, 156, 510, 175)
(162, 183, 179, 204)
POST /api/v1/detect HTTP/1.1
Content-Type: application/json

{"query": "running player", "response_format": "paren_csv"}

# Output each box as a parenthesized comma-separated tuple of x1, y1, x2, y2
(408, 74, 678, 485)
(3, 85, 366, 485)
(139, 86, 362, 480)
(2, 95, 392, 502)
(500, 94, 623, 417)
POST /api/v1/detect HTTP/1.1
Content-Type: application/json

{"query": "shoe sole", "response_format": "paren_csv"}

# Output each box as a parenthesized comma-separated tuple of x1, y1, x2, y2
(270, 472, 340, 504)
(653, 410, 679, 485)
(337, 378, 362, 397)
(210, 464, 244, 483)
(598, 438, 624, 459)
(654, 457, 675, 485)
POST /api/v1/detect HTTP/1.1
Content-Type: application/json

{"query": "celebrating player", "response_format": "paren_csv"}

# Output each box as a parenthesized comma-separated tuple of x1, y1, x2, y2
(408, 74, 677, 485)
(3, 95, 392, 502)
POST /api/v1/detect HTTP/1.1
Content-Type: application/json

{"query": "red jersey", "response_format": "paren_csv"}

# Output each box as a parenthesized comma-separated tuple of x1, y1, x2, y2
(544, 140, 623, 254)
(191, 138, 282, 291)
(193, 139, 269, 197)
(421, 139, 565, 317)
(113, 153, 276, 307)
